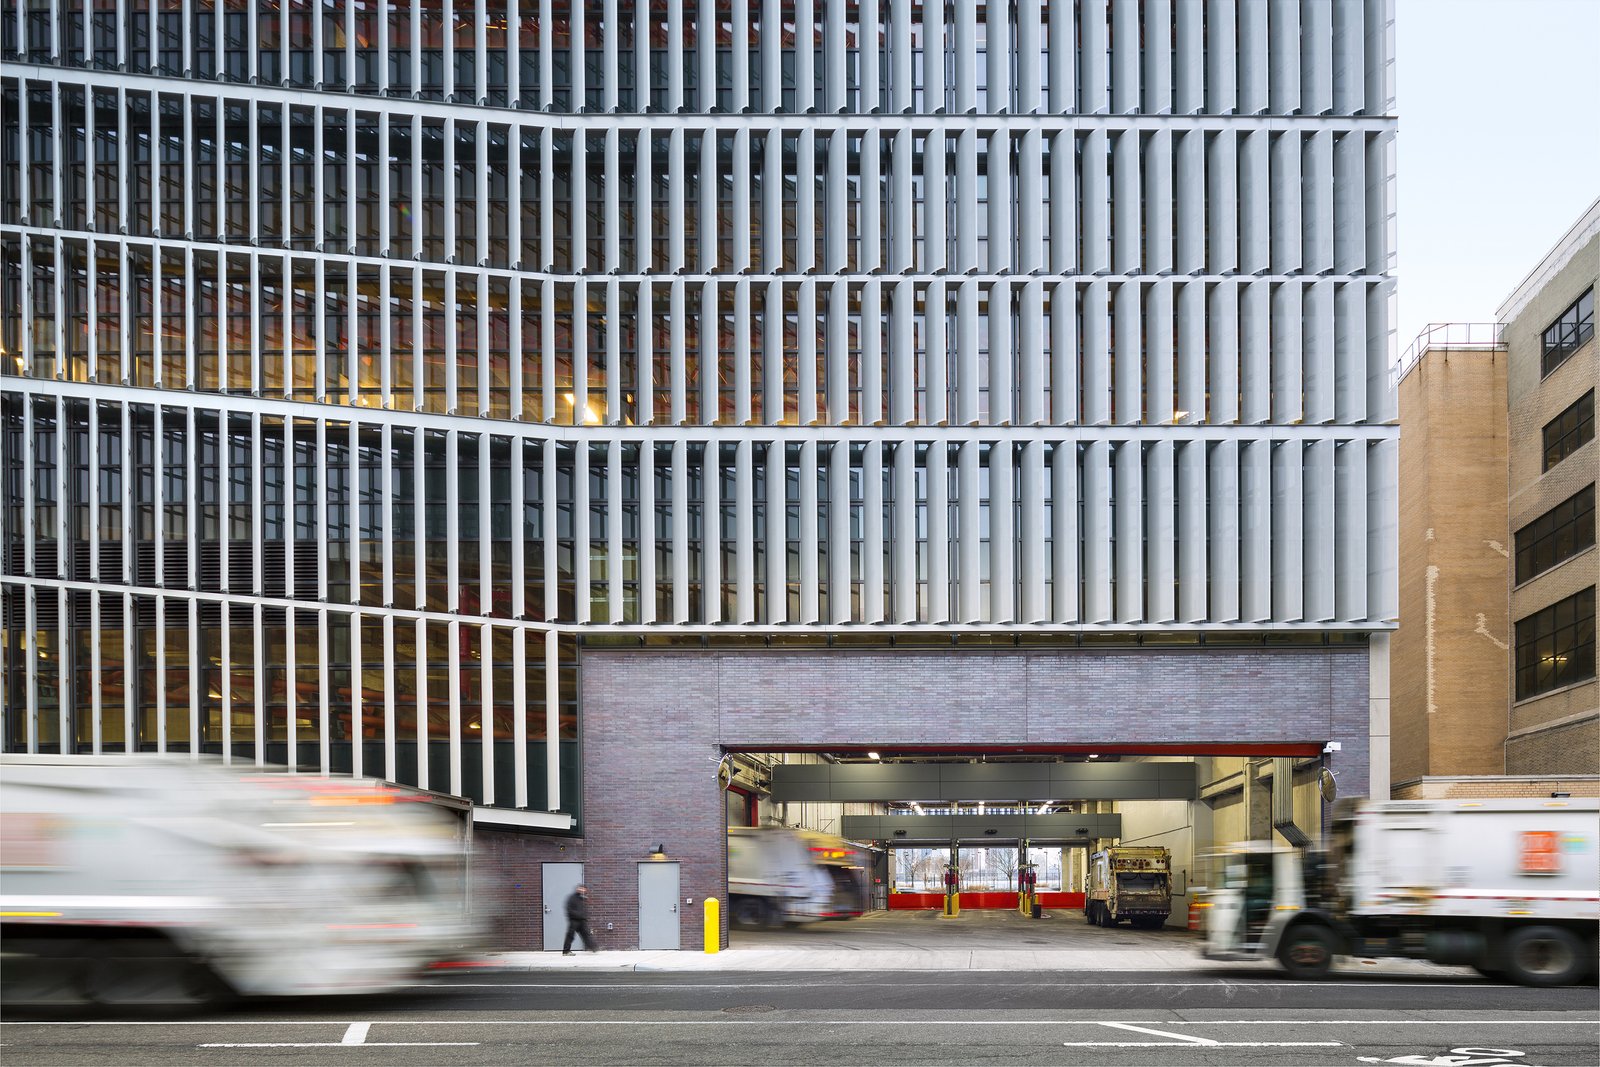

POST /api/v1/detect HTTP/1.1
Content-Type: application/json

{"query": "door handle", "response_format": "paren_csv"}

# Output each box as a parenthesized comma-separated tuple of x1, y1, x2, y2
(671, 905, 678, 913)
(543, 904, 550, 914)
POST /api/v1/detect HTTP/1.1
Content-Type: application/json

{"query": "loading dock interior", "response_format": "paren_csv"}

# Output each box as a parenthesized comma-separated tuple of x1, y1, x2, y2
(722, 746, 1331, 944)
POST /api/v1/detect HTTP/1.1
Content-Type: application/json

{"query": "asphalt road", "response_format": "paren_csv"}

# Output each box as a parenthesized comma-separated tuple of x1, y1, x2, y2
(4, 970, 1596, 1067)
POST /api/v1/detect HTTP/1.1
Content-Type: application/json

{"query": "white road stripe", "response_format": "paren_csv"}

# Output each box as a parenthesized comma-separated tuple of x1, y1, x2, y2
(16, 1018, 1596, 1028)
(341, 1023, 370, 1045)
(1061, 1042, 1345, 1048)
(1099, 1022, 1218, 1044)
(200, 1043, 480, 1049)
(418, 980, 1508, 990)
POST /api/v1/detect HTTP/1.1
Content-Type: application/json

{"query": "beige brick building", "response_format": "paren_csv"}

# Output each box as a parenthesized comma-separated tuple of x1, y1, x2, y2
(1394, 328, 1510, 787)
(1501, 201, 1599, 776)
(1394, 199, 1598, 800)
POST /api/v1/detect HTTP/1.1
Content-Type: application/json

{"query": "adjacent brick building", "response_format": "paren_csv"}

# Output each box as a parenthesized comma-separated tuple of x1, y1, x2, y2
(1393, 200, 1598, 800)
(1500, 201, 1599, 776)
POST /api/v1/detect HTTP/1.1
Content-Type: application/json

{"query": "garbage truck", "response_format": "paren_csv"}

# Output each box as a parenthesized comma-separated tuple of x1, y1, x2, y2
(727, 826, 864, 927)
(1200, 797, 1599, 986)
(1085, 846, 1173, 928)
(0, 754, 484, 1006)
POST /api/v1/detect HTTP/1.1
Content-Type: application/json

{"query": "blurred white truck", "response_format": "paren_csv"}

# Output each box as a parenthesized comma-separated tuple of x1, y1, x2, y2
(727, 826, 863, 927)
(0, 754, 484, 1007)
(1201, 797, 1599, 986)
(1085, 845, 1173, 928)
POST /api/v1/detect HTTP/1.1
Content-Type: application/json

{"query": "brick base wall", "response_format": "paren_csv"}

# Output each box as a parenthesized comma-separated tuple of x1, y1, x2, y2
(480, 645, 1370, 951)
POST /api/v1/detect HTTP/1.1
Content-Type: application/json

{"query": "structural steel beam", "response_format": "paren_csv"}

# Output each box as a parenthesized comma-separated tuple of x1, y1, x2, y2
(773, 761, 1196, 803)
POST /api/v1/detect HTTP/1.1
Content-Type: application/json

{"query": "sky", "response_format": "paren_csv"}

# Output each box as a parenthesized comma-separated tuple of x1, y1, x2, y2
(1394, 0, 1600, 355)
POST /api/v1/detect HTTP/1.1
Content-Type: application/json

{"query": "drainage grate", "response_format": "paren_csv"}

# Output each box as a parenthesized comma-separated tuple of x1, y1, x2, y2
(721, 1004, 777, 1015)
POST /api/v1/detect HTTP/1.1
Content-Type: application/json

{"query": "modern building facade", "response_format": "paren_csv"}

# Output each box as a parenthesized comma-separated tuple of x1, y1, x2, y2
(3, 1, 1399, 947)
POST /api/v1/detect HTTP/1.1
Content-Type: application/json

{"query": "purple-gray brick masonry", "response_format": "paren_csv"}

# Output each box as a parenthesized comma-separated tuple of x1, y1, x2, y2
(477, 645, 1370, 950)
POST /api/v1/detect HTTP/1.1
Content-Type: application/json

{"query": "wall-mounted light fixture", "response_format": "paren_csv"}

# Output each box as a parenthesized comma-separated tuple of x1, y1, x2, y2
(649, 843, 667, 860)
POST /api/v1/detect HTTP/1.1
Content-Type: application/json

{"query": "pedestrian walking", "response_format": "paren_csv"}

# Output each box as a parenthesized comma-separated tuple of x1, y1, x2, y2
(562, 884, 598, 955)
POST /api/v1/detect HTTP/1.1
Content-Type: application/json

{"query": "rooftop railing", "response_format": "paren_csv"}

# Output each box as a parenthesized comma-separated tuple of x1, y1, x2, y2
(1395, 322, 1506, 383)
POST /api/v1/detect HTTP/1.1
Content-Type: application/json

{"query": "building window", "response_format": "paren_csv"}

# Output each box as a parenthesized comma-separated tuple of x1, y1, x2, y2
(1515, 485, 1596, 585)
(1515, 586, 1596, 700)
(1543, 390, 1594, 472)
(1541, 286, 1594, 377)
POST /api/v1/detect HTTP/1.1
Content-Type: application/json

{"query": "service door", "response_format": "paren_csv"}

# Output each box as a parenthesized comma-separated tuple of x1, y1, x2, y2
(542, 862, 585, 952)
(637, 861, 681, 950)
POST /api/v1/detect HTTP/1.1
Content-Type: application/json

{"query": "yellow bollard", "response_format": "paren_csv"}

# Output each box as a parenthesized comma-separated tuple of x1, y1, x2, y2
(703, 897, 721, 954)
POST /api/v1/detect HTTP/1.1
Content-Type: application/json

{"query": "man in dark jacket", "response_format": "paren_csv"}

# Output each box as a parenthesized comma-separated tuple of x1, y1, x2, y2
(562, 884, 597, 955)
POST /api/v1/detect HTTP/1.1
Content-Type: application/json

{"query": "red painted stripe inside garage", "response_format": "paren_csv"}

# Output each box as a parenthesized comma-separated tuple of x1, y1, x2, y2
(888, 892, 1087, 910)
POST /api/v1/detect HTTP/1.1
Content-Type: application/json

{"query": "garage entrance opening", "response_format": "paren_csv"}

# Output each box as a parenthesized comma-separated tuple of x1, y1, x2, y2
(720, 746, 1247, 948)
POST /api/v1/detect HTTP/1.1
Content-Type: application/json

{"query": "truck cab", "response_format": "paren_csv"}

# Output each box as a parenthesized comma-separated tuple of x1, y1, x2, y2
(1201, 843, 1332, 976)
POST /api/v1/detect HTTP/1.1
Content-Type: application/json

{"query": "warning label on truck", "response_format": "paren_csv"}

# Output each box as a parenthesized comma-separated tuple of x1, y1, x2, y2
(1517, 830, 1561, 875)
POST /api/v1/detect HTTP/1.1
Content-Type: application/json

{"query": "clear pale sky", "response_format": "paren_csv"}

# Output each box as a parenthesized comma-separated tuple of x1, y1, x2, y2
(1395, 0, 1600, 354)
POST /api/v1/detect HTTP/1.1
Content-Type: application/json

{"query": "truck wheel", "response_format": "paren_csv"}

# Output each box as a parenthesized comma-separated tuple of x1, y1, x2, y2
(1502, 926, 1586, 987)
(1083, 906, 1094, 925)
(1277, 924, 1336, 980)
(82, 940, 228, 1009)
(762, 900, 788, 929)
(732, 898, 765, 928)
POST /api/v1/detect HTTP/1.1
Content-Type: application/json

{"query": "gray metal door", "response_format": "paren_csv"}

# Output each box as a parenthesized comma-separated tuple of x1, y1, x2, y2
(637, 862, 681, 950)
(542, 862, 585, 952)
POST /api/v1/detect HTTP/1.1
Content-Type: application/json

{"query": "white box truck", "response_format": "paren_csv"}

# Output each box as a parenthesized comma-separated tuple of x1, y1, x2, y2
(1085, 845, 1173, 928)
(1201, 797, 1599, 986)
(0, 754, 484, 1007)
(727, 827, 863, 927)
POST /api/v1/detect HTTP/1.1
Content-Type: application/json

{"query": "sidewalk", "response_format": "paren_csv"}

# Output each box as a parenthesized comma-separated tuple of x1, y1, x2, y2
(474, 946, 1464, 978)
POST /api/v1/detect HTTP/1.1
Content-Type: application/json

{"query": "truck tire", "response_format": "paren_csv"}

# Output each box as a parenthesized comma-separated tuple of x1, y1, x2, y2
(1502, 925, 1586, 987)
(81, 937, 230, 1010)
(731, 898, 765, 928)
(1083, 905, 1094, 925)
(1276, 924, 1336, 980)
(762, 899, 788, 929)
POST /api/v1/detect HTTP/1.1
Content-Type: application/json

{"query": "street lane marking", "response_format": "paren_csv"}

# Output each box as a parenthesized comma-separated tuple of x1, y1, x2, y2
(200, 1022, 480, 1048)
(1059, 1023, 1342, 1048)
(419, 980, 1515, 990)
(1062, 1043, 1345, 1048)
(14, 1018, 1594, 1028)
(199, 1043, 481, 1049)
(1100, 1023, 1220, 1044)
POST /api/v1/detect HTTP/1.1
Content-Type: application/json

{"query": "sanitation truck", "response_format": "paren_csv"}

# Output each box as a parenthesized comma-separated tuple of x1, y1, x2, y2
(1201, 797, 1599, 986)
(727, 826, 864, 926)
(0, 754, 484, 1007)
(1085, 846, 1173, 928)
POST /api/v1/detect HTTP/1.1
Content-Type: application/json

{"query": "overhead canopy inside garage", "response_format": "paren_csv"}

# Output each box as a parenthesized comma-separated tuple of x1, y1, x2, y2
(841, 811, 1122, 845)
(771, 760, 1196, 804)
